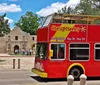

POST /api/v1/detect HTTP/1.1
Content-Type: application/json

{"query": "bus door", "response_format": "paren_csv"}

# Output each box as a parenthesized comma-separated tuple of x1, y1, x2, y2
(48, 43, 66, 77)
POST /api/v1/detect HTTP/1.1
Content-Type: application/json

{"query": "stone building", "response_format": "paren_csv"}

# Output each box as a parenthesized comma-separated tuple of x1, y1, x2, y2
(0, 26, 37, 54)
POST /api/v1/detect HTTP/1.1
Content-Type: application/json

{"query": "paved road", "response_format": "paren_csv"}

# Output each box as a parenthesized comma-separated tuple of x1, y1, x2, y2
(0, 56, 100, 85)
(0, 70, 37, 85)
(0, 70, 100, 85)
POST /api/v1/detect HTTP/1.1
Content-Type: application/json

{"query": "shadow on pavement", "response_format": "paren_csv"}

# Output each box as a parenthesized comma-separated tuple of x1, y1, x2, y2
(31, 76, 100, 82)
(87, 77, 100, 81)
(31, 76, 67, 82)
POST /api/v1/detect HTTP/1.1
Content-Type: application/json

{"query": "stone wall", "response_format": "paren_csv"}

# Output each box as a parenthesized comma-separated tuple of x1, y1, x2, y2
(0, 37, 6, 53)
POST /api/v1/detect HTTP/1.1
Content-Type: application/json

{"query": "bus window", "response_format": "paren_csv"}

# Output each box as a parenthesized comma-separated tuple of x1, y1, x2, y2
(51, 44, 65, 59)
(70, 44, 89, 60)
(51, 44, 57, 59)
(95, 44, 100, 60)
(36, 43, 48, 60)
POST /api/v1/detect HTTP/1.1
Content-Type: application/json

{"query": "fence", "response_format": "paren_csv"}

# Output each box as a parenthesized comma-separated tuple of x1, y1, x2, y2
(67, 74, 87, 85)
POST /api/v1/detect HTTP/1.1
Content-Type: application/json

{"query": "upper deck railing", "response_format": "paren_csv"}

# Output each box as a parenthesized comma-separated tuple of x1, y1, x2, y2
(39, 13, 100, 28)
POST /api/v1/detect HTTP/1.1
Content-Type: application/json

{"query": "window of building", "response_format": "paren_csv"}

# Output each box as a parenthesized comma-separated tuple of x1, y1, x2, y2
(51, 43, 65, 59)
(15, 36, 18, 40)
(95, 44, 100, 60)
(70, 43, 89, 60)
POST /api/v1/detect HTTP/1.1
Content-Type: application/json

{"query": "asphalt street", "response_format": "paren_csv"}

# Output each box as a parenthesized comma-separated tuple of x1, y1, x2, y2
(0, 70, 37, 85)
(0, 56, 100, 85)
(0, 70, 100, 85)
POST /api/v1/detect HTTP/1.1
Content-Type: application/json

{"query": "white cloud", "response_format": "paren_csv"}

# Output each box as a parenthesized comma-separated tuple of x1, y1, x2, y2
(0, 3, 22, 13)
(36, 0, 80, 16)
(36, 2, 65, 17)
(67, 0, 80, 8)
(4, 17, 13, 24)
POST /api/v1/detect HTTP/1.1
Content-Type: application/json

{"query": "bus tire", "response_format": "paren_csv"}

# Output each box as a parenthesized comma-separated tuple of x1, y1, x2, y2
(69, 66, 83, 80)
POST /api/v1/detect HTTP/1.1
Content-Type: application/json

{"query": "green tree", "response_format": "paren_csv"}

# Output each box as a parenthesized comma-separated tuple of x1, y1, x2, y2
(58, 6, 74, 14)
(15, 11, 39, 35)
(74, 0, 100, 24)
(92, 0, 100, 15)
(75, 0, 93, 15)
(75, 0, 100, 15)
(92, 0, 100, 9)
(0, 13, 10, 37)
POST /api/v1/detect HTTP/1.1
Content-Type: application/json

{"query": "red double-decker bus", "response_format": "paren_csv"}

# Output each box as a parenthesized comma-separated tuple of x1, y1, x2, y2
(32, 13, 100, 79)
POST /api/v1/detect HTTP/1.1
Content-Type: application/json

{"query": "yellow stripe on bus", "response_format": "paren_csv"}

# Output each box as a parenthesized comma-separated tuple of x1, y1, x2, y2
(67, 63, 85, 76)
(50, 24, 75, 42)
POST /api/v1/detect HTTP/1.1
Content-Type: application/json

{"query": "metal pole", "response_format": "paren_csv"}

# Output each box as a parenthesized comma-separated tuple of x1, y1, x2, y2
(18, 59, 20, 69)
(13, 59, 15, 69)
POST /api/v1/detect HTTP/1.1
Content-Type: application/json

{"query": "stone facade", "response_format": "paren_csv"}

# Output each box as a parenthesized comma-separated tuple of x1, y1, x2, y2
(0, 26, 37, 54)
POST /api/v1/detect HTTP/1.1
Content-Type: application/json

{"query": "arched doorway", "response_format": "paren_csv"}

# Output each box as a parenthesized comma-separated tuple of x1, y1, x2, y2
(14, 45, 19, 54)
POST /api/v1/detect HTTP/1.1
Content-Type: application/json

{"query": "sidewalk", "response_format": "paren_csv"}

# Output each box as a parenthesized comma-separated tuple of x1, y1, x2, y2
(0, 53, 10, 56)
(0, 56, 35, 70)
(0, 53, 35, 57)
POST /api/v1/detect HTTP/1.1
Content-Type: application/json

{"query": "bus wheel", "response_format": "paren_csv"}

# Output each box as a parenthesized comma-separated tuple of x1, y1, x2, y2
(69, 67, 83, 80)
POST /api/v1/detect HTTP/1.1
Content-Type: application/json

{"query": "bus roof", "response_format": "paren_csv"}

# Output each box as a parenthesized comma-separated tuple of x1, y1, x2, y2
(53, 13, 100, 22)
(39, 13, 100, 28)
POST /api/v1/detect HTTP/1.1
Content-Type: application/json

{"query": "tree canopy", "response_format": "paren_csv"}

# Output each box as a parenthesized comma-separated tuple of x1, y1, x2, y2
(15, 11, 39, 35)
(75, 0, 100, 15)
(58, 6, 74, 14)
(0, 13, 10, 37)
(57, 0, 100, 24)
(57, 0, 100, 15)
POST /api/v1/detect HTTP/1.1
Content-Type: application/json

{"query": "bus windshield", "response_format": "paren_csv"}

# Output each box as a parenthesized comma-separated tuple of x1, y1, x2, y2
(36, 43, 48, 60)
(39, 15, 53, 28)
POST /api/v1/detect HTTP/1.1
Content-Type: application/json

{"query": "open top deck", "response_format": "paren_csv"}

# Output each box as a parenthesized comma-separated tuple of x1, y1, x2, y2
(38, 13, 100, 42)
(39, 13, 100, 28)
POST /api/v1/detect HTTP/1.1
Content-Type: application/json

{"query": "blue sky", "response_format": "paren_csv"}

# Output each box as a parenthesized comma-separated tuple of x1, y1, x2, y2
(0, 0, 80, 29)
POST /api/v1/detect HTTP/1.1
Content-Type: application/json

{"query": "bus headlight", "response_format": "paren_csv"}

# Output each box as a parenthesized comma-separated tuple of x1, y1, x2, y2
(35, 62, 44, 71)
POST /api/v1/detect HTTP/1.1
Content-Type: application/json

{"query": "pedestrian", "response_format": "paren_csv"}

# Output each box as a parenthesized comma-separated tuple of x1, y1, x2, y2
(15, 49, 18, 55)
(29, 49, 32, 55)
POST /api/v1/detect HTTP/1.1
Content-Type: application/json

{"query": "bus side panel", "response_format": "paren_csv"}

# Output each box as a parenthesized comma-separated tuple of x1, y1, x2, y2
(78, 43, 97, 77)
(65, 42, 100, 77)
(87, 25, 100, 76)
(87, 42, 100, 77)
(45, 60, 68, 78)
(44, 42, 69, 78)
(37, 27, 48, 42)
(43, 42, 100, 78)
(67, 42, 100, 77)
(88, 25, 100, 42)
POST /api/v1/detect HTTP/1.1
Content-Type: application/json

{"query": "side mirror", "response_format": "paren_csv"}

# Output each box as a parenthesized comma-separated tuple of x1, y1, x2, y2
(49, 50, 53, 59)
